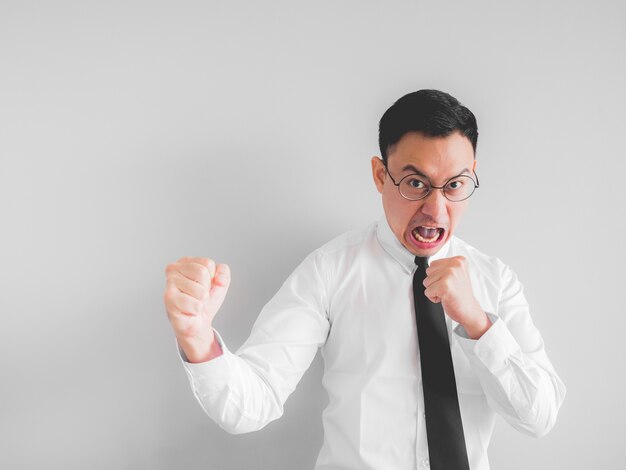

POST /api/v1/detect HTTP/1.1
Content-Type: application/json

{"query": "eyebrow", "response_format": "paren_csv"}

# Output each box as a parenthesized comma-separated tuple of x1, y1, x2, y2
(400, 164, 471, 179)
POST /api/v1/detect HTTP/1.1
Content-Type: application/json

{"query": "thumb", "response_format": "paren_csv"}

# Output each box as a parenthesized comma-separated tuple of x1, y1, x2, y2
(209, 263, 231, 298)
(188, 257, 215, 291)
(206, 263, 230, 314)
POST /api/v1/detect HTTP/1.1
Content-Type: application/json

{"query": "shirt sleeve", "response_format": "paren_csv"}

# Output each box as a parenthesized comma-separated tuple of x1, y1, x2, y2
(176, 250, 331, 434)
(453, 262, 567, 438)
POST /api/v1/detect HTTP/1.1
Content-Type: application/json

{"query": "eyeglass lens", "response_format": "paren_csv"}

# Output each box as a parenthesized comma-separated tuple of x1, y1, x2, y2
(400, 175, 476, 201)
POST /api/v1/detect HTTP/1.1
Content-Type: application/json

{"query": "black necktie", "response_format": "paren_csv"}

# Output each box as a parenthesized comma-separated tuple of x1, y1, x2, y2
(413, 256, 470, 470)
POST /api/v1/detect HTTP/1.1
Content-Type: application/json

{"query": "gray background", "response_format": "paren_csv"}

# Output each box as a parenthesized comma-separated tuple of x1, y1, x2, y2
(1, 0, 624, 468)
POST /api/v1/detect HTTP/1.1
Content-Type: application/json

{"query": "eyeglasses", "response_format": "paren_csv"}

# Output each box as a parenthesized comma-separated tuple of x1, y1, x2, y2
(385, 166, 480, 202)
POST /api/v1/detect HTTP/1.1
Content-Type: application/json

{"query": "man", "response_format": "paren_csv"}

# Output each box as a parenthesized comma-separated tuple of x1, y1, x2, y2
(163, 89, 566, 470)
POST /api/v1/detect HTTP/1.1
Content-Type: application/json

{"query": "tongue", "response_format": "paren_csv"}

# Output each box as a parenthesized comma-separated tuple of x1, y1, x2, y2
(417, 226, 439, 239)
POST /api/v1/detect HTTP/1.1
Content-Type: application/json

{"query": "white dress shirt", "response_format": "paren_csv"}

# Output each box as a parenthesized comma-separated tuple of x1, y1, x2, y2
(178, 214, 566, 470)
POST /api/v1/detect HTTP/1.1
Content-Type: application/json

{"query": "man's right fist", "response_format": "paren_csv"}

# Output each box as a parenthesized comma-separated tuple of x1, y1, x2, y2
(163, 257, 231, 361)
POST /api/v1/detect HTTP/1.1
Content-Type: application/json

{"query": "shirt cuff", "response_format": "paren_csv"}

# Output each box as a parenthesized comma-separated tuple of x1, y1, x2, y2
(453, 312, 522, 374)
(176, 329, 235, 391)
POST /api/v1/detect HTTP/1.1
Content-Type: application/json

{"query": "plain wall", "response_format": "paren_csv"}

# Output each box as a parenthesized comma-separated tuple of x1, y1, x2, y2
(1, 0, 625, 468)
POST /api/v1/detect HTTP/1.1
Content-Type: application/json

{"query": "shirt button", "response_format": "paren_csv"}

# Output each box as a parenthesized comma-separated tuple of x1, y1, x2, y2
(423, 457, 430, 467)
(423, 412, 426, 418)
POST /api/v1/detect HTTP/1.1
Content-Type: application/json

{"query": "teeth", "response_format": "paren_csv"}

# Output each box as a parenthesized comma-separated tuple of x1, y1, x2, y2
(415, 232, 438, 243)
(413, 227, 441, 243)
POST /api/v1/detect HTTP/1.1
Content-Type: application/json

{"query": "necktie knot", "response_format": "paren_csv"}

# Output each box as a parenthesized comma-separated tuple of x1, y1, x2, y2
(414, 256, 429, 271)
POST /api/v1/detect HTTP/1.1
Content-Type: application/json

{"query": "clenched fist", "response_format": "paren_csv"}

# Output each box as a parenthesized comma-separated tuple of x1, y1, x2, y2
(164, 256, 231, 362)
(422, 255, 492, 339)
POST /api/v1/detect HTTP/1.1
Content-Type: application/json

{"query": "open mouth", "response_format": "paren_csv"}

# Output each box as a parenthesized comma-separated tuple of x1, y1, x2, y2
(411, 225, 445, 244)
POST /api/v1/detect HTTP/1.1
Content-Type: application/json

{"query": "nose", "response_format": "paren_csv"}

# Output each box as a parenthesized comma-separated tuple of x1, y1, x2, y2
(420, 188, 448, 219)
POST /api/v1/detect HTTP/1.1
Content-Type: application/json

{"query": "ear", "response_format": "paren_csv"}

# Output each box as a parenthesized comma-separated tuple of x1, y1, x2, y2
(472, 158, 477, 171)
(371, 156, 386, 194)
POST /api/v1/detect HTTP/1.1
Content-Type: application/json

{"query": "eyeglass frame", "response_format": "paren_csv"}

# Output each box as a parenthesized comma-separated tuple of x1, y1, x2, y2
(383, 164, 480, 202)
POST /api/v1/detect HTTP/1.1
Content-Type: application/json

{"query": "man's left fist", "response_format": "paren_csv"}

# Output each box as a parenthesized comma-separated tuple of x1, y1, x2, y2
(423, 256, 492, 339)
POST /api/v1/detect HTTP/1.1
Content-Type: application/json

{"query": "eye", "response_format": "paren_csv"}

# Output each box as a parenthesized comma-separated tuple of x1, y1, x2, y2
(445, 179, 465, 190)
(407, 178, 426, 189)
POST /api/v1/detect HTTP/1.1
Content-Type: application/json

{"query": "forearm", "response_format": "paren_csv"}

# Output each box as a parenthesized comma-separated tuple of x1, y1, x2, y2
(455, 315, 566, 437)
(178, 330, 285, 434)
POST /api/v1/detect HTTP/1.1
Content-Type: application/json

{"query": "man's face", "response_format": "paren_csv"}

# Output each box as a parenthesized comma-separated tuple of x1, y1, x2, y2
(371, 130, 477, 258)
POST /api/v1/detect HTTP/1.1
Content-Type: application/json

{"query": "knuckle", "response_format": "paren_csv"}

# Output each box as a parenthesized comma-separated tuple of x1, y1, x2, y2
(165, 263, 177, 277)
(177, 296, 189, 314)
(207, 258, 216, 275)
(189, 283, 204, 301)
(168, 295, 182, 312)
(163, 285, 175, 301)
(194, 257, 210, 268)
(180, 295, 198, 313)
(196, 265, 209, 284)
(187, 298, 202, 315)
(196, 257, 214, 269)
(168, 263, 185, 280)
(197, 285, 209, 301)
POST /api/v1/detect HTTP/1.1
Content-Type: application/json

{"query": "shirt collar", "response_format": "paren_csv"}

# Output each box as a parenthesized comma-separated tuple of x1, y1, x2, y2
(375, 213, 452, 274)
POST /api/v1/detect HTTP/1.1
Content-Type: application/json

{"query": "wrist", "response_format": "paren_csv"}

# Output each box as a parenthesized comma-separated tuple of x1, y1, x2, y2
(462, 310, 492, 340)
(178, 329, 223, 363)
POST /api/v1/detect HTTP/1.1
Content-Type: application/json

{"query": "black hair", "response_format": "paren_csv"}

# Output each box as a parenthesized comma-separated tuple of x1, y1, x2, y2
(378, 89, 478, 165)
